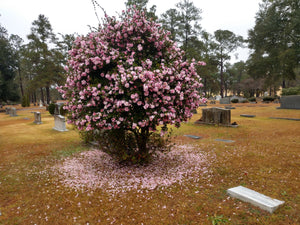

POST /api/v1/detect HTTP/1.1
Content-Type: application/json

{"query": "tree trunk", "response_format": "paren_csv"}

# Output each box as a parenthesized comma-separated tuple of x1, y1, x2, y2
(46, 86, 50, 104)
(18, 67, 24, 97)
(40, 88, 44, 103)
(220, 57, 224, 98)
(135, 127, 150, 160)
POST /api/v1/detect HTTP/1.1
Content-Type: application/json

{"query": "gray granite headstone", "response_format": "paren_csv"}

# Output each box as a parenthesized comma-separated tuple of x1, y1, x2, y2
(279, 95, 300, 109)
(53, 115, 68, 132)
(220, 97, 231, 104)
(9, 107, 17, 117)
(227, 186, 284, 213)
(5, 107, 11, 114)
(33, 112, 42, 124)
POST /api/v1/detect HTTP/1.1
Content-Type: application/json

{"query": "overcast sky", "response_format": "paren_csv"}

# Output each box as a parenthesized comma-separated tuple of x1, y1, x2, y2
(1, 0, 262, 63)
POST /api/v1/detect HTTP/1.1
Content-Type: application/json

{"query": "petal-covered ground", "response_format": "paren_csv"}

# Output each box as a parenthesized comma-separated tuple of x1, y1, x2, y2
(53, 145, 213, 193)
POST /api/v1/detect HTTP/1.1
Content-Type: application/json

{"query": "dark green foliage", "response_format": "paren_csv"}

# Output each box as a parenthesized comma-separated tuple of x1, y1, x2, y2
(59, 104, 67, 116)
(0, 25, 20, 103)
(248, 97, 256, 102)
(231, 99, 239, 103)
(281, 86, 300, 96)
(248, 0, 300, 89)
(21, 95, 30, 107)
(263, 96, 275, 102)
(48, 103, 56, 115)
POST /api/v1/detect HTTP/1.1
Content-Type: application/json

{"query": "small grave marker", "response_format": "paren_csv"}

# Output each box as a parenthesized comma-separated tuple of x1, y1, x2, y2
(184, 135, 202, 139)
(240, 114, 256, 118)
(5, 107, 11, 114)
(33, 112, 42, 124)
(9, 107, 17, 117)
(53, 115, 68, 132)
(227, 186, 284, 213)
(214, 138, 235, 143)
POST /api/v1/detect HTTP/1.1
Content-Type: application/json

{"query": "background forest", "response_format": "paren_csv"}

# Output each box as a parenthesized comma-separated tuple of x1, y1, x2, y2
(1, 0, 299, 105)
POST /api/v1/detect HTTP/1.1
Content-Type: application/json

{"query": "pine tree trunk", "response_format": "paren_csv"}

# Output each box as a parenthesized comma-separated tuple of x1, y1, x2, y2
(46, 86, 50, 104)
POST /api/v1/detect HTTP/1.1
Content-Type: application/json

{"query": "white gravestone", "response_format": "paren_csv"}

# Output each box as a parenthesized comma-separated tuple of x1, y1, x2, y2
(227, 186, 284, 213)
(53, 115, 68, 132)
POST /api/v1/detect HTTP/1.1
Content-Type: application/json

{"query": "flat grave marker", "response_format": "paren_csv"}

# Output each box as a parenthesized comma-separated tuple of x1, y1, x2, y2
(269, 117, 300, 121)
(214, 138, 235, 143)
(184, 135, 202, 139)
(240, 114, 256, 118)
(227, 186, 284, 213)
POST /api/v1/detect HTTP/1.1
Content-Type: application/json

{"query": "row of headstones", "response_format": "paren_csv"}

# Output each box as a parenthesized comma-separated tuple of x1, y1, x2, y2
(4, 106, 67, 132)
(32, 111, 68, 132)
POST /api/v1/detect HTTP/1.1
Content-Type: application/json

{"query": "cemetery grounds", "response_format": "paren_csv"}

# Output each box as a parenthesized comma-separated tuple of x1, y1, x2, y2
(0, 102, 299, 224)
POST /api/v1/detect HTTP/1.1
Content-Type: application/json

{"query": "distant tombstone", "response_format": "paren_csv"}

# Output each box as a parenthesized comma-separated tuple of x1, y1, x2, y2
(5, 107, 11, 114)
(199, 107, 231, 126)
(39, 100, 43, 107)
(53, 115, 68, 132)
(33, 112, 42, 124)
(9, 107, 17, 117)
(215, 95, 221, 101)
(279, 95, 300, 109)
(220, 97, 231, 104)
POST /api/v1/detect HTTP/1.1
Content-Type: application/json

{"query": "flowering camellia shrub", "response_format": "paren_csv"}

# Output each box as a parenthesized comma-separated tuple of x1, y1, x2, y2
(59, 8, 206, 163)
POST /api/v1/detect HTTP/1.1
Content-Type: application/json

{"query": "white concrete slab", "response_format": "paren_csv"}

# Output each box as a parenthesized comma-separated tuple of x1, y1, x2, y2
(227, 186, 284, 213)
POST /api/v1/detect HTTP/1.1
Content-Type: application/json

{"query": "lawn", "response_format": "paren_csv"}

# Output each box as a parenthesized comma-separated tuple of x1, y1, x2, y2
(0, 103, 299, 224)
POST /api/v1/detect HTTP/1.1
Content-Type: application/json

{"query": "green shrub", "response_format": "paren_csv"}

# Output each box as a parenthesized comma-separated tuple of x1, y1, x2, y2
(281, 86, 300, 96)
(21, 95, 30, 107)
(263, 96, 275, 102)
(231, 99, 239, 103)
(59, 104, 67, 116)
(48, 103, 56, 115)
(242, 100, 249, 103)
(248, 97, 256, 102)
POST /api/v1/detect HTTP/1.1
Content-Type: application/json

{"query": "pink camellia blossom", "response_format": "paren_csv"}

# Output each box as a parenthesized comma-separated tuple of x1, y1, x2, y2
(57, 8, 205, 159)
(137, 44, 143, 51)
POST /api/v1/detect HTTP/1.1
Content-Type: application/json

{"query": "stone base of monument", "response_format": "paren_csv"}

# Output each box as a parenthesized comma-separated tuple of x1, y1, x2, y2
(227, 186, 284, 213)
(53, 115, 68, 132)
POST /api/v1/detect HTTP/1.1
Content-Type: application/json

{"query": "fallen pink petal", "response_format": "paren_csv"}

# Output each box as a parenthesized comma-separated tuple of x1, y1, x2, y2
(53, 145, 212, 193)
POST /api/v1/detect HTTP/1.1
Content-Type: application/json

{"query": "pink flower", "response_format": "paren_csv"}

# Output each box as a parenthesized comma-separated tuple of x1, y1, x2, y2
(137, 44, 143, 51)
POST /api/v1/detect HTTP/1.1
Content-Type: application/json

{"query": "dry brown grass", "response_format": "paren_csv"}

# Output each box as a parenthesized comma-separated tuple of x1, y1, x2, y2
(0, 103, 299, 224)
